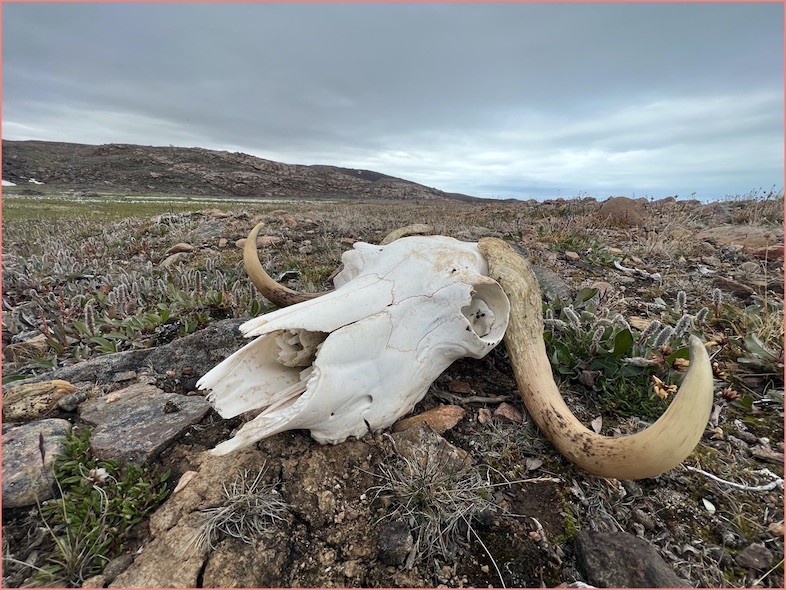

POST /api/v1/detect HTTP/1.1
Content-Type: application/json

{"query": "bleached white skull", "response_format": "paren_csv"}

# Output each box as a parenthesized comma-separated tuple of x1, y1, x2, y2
(199, 224, 715, 480)
(198, 234, 510, 455)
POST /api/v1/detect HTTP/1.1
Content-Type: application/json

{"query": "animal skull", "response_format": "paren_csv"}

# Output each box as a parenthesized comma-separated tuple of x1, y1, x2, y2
(199, 224, 714, 479)
(197, 234, 510, 454)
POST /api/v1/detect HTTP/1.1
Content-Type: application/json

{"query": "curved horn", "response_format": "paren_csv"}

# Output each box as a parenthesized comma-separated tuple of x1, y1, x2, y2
(244, 223, 435, 307)
(380, 224, 434, 245)
(478, 238, 714, 479)
(244, 223, 325, 307)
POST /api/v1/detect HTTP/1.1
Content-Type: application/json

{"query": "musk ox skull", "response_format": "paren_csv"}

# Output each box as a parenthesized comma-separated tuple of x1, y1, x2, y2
(198, 224, 714, 480)
(198, 230, 510, 454)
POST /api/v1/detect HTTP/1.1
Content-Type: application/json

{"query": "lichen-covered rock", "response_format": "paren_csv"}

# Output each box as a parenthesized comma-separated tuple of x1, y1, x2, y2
(2, 379, 76, 421)
(2, 418, 71, 508)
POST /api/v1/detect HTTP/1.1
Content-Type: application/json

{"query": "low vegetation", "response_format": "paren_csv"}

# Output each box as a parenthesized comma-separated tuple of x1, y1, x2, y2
(2, 188, 783, 587)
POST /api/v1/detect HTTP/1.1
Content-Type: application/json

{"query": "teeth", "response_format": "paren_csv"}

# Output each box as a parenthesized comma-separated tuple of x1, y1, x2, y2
(258, 366, 314, 416)
(275, 329, 327, 367)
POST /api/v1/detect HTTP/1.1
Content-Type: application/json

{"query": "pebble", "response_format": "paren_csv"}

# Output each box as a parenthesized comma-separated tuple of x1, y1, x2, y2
(57, 391, 87, 412)
(165, 242, 195, 254)
(735, 543, 774, 570)
(565, 251, 580, 261)
(493, 402, 523, 424)
(392, 405, 465, 434)
(376, 519, 413, 566)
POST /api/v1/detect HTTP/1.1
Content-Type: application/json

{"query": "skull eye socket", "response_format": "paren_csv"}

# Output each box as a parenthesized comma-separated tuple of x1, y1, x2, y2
(461, 282, 509, 342)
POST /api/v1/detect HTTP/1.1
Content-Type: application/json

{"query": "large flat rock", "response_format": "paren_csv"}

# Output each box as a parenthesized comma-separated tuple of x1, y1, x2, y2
(79, 383, 211, 463)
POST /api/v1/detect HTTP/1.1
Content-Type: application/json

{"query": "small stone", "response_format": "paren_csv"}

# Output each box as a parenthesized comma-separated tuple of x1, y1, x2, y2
(81, 574, 106, 588)
(575, 530, 688, 587)
(713, 276, 755, 298)
(735, 543, 773, 570)
(166, 242, 195, 254)
(218, 237, 228, 248)
(596, 196, 650, 228)
(631, 508, 656, 531)
(448, 380, 472, 394)
(392, 405, 465, 434)
(477, 408, 493, 424)
(280, 213, 298, 227)
(607, 247, 624, 255)
(2, 418, 72, 508)
(58, 391, 88, 412)
(377, 519, 414, 566)
(173, 470, 198, 494)
(628, 316, 652, 331)
(565, 251, 580, 261)
(493, 402, 523, 424)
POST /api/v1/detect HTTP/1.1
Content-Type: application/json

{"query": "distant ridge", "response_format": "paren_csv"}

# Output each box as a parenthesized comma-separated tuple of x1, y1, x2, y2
(1, 140, 483, 202)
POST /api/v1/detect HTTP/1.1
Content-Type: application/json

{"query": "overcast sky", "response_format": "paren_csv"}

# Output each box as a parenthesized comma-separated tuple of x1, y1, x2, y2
(3, 2, 783, 201)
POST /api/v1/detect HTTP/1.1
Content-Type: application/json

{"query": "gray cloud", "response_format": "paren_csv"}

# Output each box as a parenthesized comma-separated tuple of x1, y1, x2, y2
(3, 2, 782, 200)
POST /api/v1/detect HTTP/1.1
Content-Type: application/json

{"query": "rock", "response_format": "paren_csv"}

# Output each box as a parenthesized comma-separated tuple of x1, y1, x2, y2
(2, 419, 72, 508)
(57, 391, 88, 412)
(165, 242, 195, 254)
(392, 404, 465, 434)
(391, 425, 471, 474)
(218, 237, 228, 248)
(280, 213, 298, 227)
(591, 281, 615, 300)
(565, 251, 580, 261)
(735, 543, 773, 570)
(575, 530, 688, 587)
(202, 533, 293, 588)
(596, 197, 650, 228)
(2, 379, 77, 421)
(448, 380, 473, 394)
(376, 519, 414, 566)
(494, 402, 523, 424)
(187, 219, 226, 243)
(79, 383, 211, 462)
(695, 225, 782, 250)
(160, 252, 185, 268)
(751, 444, 784, 465)
(752, 244, 784, 260)
(713, 276, 755, 299)
(28, 319, 246, 386)
(3, 333, 49, 363)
